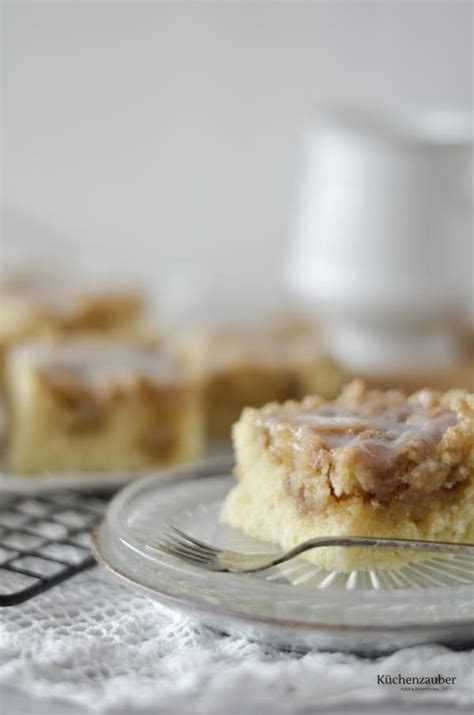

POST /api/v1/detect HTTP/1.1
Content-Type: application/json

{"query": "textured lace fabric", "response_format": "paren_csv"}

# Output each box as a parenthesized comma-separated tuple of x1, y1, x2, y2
(0, 568, 472, 713)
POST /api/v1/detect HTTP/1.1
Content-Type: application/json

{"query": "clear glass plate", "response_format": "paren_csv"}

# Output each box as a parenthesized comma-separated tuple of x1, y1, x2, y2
(92, 457, 474, 655)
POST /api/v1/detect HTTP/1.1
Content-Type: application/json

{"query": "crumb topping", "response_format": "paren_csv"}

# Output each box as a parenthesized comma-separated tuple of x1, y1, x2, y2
(251, 381, 473, 508)
(261, 399, 458, 468)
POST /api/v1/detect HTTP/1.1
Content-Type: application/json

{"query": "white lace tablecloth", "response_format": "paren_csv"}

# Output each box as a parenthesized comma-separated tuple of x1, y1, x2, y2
(0, 568, 473, 714)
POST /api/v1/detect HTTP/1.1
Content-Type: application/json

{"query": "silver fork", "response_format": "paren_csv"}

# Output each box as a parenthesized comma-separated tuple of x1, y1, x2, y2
(147, 526, 474, 573)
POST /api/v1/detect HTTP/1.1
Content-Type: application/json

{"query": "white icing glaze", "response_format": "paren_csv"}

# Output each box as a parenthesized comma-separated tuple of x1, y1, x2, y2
(261, 399, 458, 470)
(9, 339, 181, 385)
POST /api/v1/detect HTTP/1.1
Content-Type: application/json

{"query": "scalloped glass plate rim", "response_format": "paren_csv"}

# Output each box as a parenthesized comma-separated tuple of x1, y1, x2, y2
(92, 523, 474, 638)
(96, 457, 474, 616)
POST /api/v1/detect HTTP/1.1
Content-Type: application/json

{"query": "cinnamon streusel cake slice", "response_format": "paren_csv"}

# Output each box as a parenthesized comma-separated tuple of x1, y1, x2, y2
(1, 271, 144, 340)
(0, 271, 146, 386)
(181, 326, 346, 439)
(6, 338, 204, 473)
(221, 381, 474, 572)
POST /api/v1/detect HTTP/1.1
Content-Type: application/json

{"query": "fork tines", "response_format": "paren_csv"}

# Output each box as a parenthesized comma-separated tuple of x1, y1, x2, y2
(148, 525, 219, 568)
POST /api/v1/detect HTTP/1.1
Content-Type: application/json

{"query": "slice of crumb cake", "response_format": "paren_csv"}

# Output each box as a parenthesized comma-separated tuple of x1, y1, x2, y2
(180, 326, 347, 439)
(221, 381, 474, 572)
(0, 271, 144, 339)
(6, 338, 204, 473)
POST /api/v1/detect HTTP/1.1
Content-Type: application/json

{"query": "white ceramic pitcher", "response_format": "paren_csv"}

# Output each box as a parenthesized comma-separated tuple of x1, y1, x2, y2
(287, 108, 473, 374)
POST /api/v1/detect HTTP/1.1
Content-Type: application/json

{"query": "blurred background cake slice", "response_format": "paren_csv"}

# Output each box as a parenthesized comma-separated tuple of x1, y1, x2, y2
(6, 337, 204, 473)
(0, 269, 151, 394)
(0, 270, 145, 365)
(180, 322, 347, 439)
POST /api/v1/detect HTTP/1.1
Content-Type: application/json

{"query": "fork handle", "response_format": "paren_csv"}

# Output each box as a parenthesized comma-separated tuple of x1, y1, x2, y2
(272, 536, 474, 568)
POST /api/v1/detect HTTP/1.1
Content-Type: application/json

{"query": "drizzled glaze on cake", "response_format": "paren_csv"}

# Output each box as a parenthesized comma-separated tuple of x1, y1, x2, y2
(10, 339, 182, 386)
(262, 400, 457, 456)
(256, 388, 464, 504)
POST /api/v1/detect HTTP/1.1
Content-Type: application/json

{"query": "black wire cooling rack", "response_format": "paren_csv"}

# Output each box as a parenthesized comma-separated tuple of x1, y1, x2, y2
(0, 489, 113, 606)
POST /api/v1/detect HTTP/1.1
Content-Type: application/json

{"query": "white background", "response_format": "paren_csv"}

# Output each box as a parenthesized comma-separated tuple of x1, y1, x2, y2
(2, 1, 473, 322)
